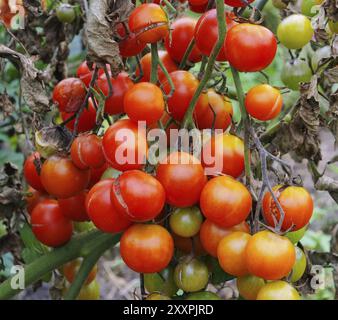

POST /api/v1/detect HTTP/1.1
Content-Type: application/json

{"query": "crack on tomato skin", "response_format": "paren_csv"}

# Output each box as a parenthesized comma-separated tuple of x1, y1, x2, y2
(112, 177, 135, 220)
(133, 21, 169, 38)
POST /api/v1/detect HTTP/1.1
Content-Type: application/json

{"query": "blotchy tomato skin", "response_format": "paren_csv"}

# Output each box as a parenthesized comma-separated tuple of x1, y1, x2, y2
(102, 119, 148, 171)
(124, 82, 164, 125)
(86, 179, 131, 233)
(165, 17, 202, 63)
(120, 224, 174, 273)
(245, 84, 283, 121)
(156, 151, 207, 208)
(201, 133, 244, 178)
(200, 176, 252, 228)
(262, 185, 314, 232)
(96, 72, 134, 115)
(225, 23, 277, 72)
(245, 230, 296, 280)
(41, 156, 90, 199)
(200, 219, 250, 257)
(110, 170, 165, 222)
(256, 281, 301, 300)
(58, 191, 89, 222)
(23, 152, 45, 192)
(31, 199, 73, 247)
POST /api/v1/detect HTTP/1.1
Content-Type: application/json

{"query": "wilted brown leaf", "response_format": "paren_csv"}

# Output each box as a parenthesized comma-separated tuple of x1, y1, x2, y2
(0, 92, 15, 117)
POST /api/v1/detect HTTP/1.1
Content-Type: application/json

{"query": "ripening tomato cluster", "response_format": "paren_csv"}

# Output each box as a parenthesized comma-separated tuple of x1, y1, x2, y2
(22, 1, 318, 301)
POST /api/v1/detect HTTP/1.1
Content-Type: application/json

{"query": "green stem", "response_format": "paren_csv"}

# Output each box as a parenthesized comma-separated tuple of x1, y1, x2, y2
(181, 0, 226, 129)
(179, 38, 196, 70)
(63, 233, 121, 300)
(158, 57, 175, 97)
(230, 66, 251, 187)
(150, 43, 159, 84)
(162, 0, 176, 13)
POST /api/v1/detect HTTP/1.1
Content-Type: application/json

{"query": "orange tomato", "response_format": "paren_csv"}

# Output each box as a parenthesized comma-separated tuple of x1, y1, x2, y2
(256, 281, 301, 300)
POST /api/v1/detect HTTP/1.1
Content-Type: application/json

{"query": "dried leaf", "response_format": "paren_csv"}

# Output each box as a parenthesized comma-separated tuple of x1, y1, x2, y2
(324, 66, 338, 85)
(322, 0, 338, 22)
(0, 92, 15, 117)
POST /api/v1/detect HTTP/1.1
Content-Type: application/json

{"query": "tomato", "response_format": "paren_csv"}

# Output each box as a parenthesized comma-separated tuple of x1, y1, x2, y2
(201, 133, 244, 178)
(164, 17, 202, 63)
(262, 185, 314, 232)
(169, 207, 203, 238)
(102, 119, 148, 171)
(245, 84, 283, 121)
(120, 224, 174, 273)
(135, 50, 178, 83)
(144, 267, 178, 296)
(174, 257, 209, 292)
(195, 10, 237, 61)
(110, 170, 165, 222)
(290, 247, 306, 282)
(173, 233, 206, 256)
(63, 258, 97, 285)
(96, 72, 134, 115)
(285, 225, 307, 244)
(200, 219, 250, 257)
(56, 3, 76, 23)
(71, 134, 105, 170)
(188, 0, 208, 4)
(236, 275, 265, 300)
(61, 98, 97, 133)
(245, 230, 296, 280)
(128, 4, 169, 44)
(217, 231, 251, 277)
(26, 187, 49, 215)
(124, 82, 164, 125)
(76, 62, 107, 88)
(77, 280, 100, 300)
(146, 293, 171, 300)
(156, 151, 207, 207)
(186, 291, 221, 300)
(256, 281, 301, 300)
(194, 89, 233, 130)
(31, 199, 73, 247)
(86, 179, 131, 233)
(88, 162, 109, 188)
(225, 23, 277, 72)
(200, 176, 252, 228)
(328, 20, 338, 34)
(53, 78, 86, 113)
(224, 0, 254, 7)
(116, 23, 146, 58)
(301, 0, 317, 17)
(41, 156, 90, 199)
(163, 70, 203, 121)
(281, 59, 312, 91)
(277, 14, 314, 49)
(189, 1, 208, 13)
(0, 0, 24, 28)
(23, 152, 45, 192)
(58, 191, 89, 222)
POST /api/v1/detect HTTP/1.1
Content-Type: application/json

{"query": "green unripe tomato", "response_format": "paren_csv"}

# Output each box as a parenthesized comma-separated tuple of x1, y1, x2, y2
(281, 59, 312, 91)
(144, 267, 178, 297)
(56, 4, 76, 24)
(100, 167, 121, 180)
(236, 275, 266, 300)
(328, 20, 338, 34)
(277, 14, 314, 49)
(169, 207, 203, 238)
(62, 280, 100, 300)
(186, 291, 221, 300)
(285, 225, 307, 243)
(174, 258, 209, 293)
(290, 247, 307, 282)
(301, 0, 317, 17)
(146, 293, 171, 300)
(74, 221, 96, 233)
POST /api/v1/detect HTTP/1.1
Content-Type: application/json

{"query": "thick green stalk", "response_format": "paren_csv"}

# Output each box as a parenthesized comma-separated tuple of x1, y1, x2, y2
(150, 42, 159, 84)
(181, 0, 226, 129)
(179, 38, 196, 70)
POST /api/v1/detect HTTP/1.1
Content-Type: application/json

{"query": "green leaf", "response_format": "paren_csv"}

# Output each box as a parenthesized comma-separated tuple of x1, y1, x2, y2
(19, 223, 48, 258)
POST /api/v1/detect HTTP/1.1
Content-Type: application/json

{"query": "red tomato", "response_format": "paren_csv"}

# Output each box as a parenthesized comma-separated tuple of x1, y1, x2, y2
(201, 133, 245, 178)
(245, 84, 283, 121)
(135, 50, 178, 83)
(128, 4, 169, 44)
(172, 233, 206, 256)
(53, 77, 86, 113)
(188, 0, 208, 4)
(26, 187, 49, 215)
(96, 72, 134, 115)
(88, 162, 109, 188)
(225, 23, 277, 72)
(61, 98, 97, 133)
(200, 175, 252, 228)
(224, 0, 254, 7)
(262, 185, 314, 232)
(31, 199, 73, 247)
(200, 219, 250, 257)
(71, 134, 105, 170)
(189, 1, 208, 13)
(164, 17, 202, 63)
(245, 230, 296, 280)
(120, 224, 174, 273)
(63, 258, 97, 285)
(41, 156, 90, 199)
(194, 89, 233, 130)
(116, 23, 146, 58)
(156, 151, 207, 207)
(85, 179, 131, 233)
(102, 119, 148, 171)
(76, 62, 106, 87)
(58, 191, 89, 222)
(23, 152, 45, 192)
(124, 82, 164, 125)
(195, 10, 237, 61)
(111, 170, 165, 222)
